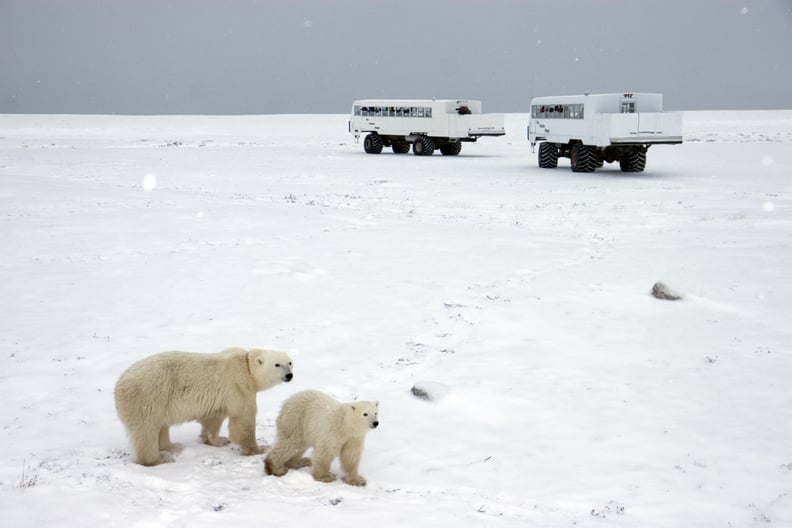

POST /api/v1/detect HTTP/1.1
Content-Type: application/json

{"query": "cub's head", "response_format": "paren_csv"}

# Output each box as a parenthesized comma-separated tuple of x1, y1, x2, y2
(248, 349, 293, 390)
(347, 400, 380, 435)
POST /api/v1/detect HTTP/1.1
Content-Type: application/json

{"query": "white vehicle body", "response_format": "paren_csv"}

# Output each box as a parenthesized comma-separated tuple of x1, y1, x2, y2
(349, 99, 505, 156)
(527, 93, 683, 172)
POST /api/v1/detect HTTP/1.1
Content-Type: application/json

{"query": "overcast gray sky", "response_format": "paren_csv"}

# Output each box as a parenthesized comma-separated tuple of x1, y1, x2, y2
(1, 0, 790, 114)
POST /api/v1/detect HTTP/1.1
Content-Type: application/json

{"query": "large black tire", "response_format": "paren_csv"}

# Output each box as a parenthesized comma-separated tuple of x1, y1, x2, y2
(364, 133, 383, 154)
(413, 135, 435, 156)
(571, 143, 596, 172)
(538, 142, 558, 168)
(392, 140, 410, 154)
(620, 151, 647, 172)
(440, 142, 462, 156)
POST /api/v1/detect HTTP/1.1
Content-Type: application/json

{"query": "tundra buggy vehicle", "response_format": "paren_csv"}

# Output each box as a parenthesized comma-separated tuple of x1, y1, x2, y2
(350, 99, 505, 156)
(527, 93, 683, 172)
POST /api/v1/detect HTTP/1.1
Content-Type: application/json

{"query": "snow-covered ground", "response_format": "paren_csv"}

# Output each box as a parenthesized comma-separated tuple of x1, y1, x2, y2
(0, 111, 790, 527)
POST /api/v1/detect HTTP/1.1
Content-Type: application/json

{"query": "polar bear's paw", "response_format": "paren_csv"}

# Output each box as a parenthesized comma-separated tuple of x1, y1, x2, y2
(161, 442, 184, 454)
(239, 444, 267, 456)
(201, 433, 230, 447)
(312, 471, 336, 483)
(342, 474, 367, 487)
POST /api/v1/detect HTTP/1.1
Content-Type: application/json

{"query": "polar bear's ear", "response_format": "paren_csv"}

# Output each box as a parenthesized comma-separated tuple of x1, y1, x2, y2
(351, 405, 356, 412)
(374, 401, 379, 408)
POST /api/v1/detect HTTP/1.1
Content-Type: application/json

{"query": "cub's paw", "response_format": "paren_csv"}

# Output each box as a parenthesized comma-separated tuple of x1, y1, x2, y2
(240, 444, 267, 456)
(139, 453, 174, 467)
(201, 434, 230, 447)
(161, 443, 184, 454)
(312, 471, 337, 483)
(342, 475, 367, 487)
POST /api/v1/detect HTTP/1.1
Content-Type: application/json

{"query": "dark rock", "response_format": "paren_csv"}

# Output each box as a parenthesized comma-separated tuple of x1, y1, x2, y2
(411, 386, 431, 400)
(411, 381, 450, 401)
(651, 281, 682, 301)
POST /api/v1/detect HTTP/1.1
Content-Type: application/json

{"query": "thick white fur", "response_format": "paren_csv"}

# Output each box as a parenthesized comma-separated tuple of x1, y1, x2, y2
(115, 347, 293, 466)
(264, 390, 379, 486)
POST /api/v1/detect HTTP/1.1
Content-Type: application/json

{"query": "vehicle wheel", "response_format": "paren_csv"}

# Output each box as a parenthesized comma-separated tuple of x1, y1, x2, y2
(571, 143, 596, 172)
(619, 151, 646, 172)
(392, 140, 410, 154)
(538, 142, 558, 168)
(440, 142, 462, 156)
(413, 136, 435, 156)
(364, 133, 383, 154)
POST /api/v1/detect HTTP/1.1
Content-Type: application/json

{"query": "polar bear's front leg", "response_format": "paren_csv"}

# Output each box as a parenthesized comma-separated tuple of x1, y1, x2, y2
(340, 437, 367, 486)
(229, 414, 264, 455)
(310, 445, 337, 483)
(199, 415, 230, 447)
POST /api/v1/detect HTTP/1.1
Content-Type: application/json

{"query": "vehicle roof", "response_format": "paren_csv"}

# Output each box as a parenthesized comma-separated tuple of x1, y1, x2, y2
(530, 93, 661, 103)
(353, 99, 481, 105)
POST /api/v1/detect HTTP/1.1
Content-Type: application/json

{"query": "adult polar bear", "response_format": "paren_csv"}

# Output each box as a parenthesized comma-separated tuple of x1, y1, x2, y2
(265, 390, 379, 486)
(115, 347, 293, 466)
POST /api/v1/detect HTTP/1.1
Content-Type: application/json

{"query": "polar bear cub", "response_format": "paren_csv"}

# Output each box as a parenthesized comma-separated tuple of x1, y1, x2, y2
(115, 347, 293, 466)
(264, 390, 379, 486)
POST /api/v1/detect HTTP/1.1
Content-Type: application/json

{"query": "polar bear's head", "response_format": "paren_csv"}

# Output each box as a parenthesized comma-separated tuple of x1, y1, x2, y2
(348, 401, 379, 434)
(248, 349, 293, 390)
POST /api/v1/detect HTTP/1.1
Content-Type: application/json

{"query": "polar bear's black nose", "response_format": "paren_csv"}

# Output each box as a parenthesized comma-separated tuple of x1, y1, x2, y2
(284, 373, 293, 382)
(372, 421, 379, 428)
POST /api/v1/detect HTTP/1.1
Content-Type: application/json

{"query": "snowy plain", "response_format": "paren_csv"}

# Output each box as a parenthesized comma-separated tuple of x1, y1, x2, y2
(0, 110, 790, 527)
